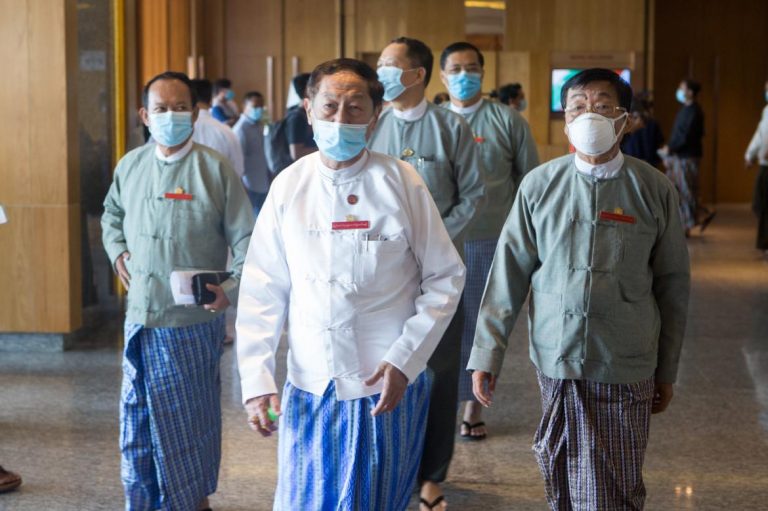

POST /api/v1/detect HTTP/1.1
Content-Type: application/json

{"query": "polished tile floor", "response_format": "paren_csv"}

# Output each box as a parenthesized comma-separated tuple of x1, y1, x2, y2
(2, 205, 768, 510)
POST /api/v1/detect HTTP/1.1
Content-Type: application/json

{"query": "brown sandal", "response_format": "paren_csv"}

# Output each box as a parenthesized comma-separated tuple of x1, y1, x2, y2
(0, 466, 22, 493)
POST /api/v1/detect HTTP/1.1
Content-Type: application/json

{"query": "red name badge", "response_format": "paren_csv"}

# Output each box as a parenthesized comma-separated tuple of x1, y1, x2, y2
(599, 211, 636, 224)
(474, 136, 485, 144)
(164, 192, 193, 200)
(332, 221, 370, 230)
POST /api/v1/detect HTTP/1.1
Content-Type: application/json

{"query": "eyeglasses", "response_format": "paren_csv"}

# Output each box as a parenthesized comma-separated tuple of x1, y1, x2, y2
(563, 103, 627, 120)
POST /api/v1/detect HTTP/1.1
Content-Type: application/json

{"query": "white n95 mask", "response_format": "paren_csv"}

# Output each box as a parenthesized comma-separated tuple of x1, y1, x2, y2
(566, 113, 627, 156)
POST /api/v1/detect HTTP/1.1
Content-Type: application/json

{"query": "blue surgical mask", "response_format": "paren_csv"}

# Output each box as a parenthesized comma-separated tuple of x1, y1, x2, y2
(764, 90, 768, 103)
(149, 111, 193, 147)
(246, 106, 263, 122)
(312, 118, 369, 162)
(446, 71, 482, 101)
(676, 88, 687, 104)
(225, 89, 235, 101)
(516, 98, 527, 112)
(377, 66, 413, 101)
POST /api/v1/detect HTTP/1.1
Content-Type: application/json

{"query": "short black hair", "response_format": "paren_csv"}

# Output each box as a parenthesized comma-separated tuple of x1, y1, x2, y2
(142, 71, 196, 108)
(682, 78, 701, 97)
(213, 78, 232, 95)
(498, 83, 523, 104)
(244, 91, 264, 102)
(560, 68, 633, 111)
(292, 73, 312, 99)
(190, 78, 213, 105)
(440, 41, 484, 70)
(307, 58, 385, 110)
(390, 36, 434, 86)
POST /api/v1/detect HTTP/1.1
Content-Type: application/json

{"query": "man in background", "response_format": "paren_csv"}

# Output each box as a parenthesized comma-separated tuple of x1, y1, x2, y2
(211, 78, 239, 126)
(497, 82, 527, 112)
(102, 71, 253, 510)
(190, 79, 245, 178)
(369, 36, 485, 511)
(233, 91, 271, 218)
(439, 41, 539, 443)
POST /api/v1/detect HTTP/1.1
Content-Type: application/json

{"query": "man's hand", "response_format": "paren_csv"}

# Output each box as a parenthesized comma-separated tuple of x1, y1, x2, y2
(472, 371, 497, 408)
(364, 362, 408, 417)
(115, 251, 132, 290)
(652, 382, 674, 414)
(244, 394, 281, 437)
(203, 284, 231, 312)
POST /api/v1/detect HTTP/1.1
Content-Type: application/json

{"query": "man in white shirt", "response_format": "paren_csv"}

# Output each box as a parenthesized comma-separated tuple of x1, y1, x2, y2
(190, 79, 245, 177)
(745, 79, 768, 255)
(236, 58, 465, 511)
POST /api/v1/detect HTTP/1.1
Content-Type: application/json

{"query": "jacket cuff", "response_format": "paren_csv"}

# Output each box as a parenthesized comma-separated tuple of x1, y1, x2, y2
(240, 370, 279, 405)
(466, 346, 503, 376)
(221, 278, 239, 308)
(382, 343, 427, 384)
(105, 244, 128, 271)
(654, 363, 678, 384)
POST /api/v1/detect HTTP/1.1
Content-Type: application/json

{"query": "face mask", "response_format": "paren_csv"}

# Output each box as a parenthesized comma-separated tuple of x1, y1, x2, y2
(676, 88, 687, 104)
(377, 66, 416, 101)
(764, 91, 768, 103)
(149, 111, 193, 147)
(515, 98, 527, 112)
(566, 112, 627, 156)
(225, 89, 235, 101)
(446, 71, 482, 101)
(246, 106, 263, 122)
(312, 118, 369, 162)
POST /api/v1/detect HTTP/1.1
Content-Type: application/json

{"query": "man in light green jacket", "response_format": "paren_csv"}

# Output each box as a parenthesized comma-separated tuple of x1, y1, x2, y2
(469, 68, 690, 511)
(438, 41, 539, 442)
(368, 37, 485, 510)
(102, 71, 253, 511)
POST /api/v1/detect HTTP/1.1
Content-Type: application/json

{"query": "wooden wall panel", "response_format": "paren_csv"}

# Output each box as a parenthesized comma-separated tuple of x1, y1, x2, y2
(202, 0, 225, 80)
(284, 0, 338, 93)
(168, 0, 191, 72)
(654, 0, 768, 203)
(505, 0, 647, 156)
(138, 0, 169, 85)
(224, 0, 283, 117)
(0, 0, 81, 333)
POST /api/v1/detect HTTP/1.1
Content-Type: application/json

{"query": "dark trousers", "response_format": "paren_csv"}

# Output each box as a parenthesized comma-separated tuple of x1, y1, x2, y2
(418, 300, 464, 483)
(754, 165, 768, 250)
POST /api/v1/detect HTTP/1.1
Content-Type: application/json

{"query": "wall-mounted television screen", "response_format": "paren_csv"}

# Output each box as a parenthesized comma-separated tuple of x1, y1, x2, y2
(551, 68, 631, 112)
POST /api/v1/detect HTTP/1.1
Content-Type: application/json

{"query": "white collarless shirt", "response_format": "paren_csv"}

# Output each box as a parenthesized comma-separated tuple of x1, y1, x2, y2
(236, 150, 466, 402)
(574, 151, 625, 179)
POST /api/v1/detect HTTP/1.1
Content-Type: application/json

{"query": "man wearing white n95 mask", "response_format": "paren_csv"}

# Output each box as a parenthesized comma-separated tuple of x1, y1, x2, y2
(469, 68, 690, 510)
(236, 58, 465, 511)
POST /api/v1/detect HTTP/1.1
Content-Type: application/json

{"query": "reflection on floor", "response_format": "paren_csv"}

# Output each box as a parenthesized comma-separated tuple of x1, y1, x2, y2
(1, 205, 768, 511)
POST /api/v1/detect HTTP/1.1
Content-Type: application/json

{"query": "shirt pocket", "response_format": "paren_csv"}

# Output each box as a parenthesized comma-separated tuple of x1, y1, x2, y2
(408, 158, 454, 202)
(618, 228, 656, 302)
(355, 238, 411, 285)
(171, 202, 223, 267)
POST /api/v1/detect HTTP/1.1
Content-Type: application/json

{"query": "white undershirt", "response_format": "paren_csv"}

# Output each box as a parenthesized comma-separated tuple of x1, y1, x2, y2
(574, 151, 624, 179)
(449, 99, 483, 116)
(392, 98, 428, 121)
(154, 136, 194, 163)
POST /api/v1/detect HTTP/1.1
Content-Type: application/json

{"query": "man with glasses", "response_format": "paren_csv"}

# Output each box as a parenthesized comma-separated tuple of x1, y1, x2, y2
(438, 41, 539, 444)
(469, 68, 690, 510)
(368, 36, 485, 510)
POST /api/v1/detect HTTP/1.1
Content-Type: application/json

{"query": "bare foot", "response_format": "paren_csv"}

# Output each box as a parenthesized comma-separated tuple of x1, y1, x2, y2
(420, 481, 447, 510)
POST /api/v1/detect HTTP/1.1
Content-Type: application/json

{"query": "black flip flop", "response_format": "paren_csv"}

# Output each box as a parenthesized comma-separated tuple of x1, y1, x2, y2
(460, 420, 487, 441)
(420, 495, 445, 510)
